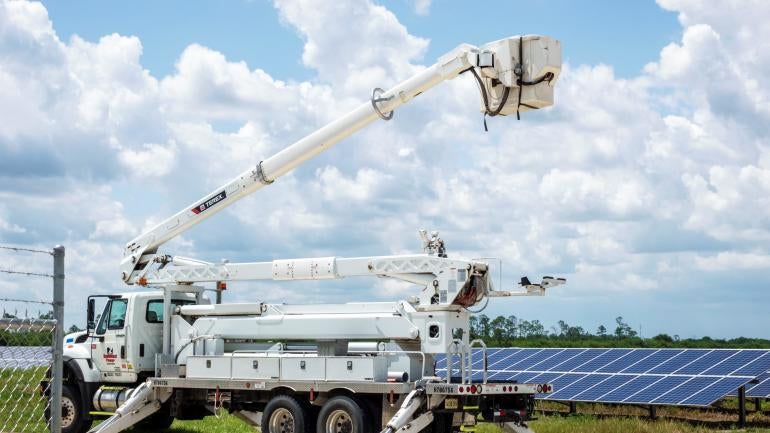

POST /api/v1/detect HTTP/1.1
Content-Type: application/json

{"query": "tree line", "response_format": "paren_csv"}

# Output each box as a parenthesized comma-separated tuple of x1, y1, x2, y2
(468, 314, 770, 349)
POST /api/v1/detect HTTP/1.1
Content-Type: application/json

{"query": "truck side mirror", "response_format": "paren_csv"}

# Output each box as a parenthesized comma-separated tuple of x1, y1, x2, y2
(87, 299, 95, 331)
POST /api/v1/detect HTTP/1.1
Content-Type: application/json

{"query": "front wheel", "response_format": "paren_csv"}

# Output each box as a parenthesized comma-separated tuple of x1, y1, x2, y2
(317, 396, 369, 433)
(46, 383, 92, 433)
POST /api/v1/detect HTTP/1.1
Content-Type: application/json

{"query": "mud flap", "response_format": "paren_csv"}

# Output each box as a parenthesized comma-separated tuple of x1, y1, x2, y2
(233, 410, 263, 427)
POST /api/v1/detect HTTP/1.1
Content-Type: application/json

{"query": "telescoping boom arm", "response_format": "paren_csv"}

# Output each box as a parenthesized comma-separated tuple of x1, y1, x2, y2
(121, 35, 561, 284)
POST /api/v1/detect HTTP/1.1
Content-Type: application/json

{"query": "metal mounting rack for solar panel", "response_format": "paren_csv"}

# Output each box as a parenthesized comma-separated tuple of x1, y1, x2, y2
(743, 371, 770, 399)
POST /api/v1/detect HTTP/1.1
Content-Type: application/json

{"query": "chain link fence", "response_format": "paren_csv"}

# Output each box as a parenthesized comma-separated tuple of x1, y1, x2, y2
(0, 246, 64, 433)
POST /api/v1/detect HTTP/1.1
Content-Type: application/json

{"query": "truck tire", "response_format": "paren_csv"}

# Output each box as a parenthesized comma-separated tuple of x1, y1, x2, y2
(317, 396, 369, 433)
(262, 395, 309, 433)
(51, 383, 92, 433)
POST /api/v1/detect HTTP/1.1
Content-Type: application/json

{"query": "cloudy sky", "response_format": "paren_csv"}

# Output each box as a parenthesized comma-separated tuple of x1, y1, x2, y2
(0, 0, 768, 338)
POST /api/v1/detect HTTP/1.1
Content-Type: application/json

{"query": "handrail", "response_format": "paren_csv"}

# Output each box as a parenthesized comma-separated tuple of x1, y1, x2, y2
(468, 339, 488, 384)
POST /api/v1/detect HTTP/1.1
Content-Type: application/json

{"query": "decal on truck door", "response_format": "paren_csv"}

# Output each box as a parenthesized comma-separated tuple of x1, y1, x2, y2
(103, 347, 117, 364)
(191, 190, 226, 214)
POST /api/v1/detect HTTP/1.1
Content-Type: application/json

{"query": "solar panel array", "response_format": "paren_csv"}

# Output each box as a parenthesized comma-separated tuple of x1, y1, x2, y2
(437, 348, 770, 407)
(745, 372, 770, 398)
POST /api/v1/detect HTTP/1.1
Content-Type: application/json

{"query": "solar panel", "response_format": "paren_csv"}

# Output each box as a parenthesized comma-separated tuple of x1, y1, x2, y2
(560, 349, 610, 372)
(599, 375, 660, 403)
(436, 347, 770, 407)
(625, 349, 680, 373)
(745, 372, 770, 398)
(686, 377, 749, 405)
(645, 350, 698, 373)
(577, 348, 627, 371)
(598, 349, 653, 373)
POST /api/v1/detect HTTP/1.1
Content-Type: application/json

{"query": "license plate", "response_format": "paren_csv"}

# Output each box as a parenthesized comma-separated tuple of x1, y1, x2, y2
(445, 398, 458, 409)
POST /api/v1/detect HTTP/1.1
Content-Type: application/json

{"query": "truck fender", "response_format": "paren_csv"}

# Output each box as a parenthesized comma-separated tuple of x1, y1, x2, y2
(63, 356, 101, 421)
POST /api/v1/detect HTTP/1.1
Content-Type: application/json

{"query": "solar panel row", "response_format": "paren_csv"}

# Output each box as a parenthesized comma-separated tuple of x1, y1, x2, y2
(437, 348, 770, 407)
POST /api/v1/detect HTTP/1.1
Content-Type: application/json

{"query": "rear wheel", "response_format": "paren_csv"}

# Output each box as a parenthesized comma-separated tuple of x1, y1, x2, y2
(262, 395, 308, 433)
(317, 396, 369, 433)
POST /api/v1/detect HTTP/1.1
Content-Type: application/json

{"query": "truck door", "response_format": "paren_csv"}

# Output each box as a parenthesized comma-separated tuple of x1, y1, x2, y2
(91, 298, 136, 383)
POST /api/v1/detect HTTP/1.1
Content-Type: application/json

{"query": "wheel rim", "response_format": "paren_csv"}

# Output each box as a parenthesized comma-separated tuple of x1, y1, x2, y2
(269, 407, 295, 433)
(61, 395, 76, 428)
(325, 409, 353, 433)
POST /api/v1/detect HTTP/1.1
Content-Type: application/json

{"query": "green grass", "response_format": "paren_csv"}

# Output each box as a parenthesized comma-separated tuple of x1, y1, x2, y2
(0, 367, 49, 433)
(528, 415, 770, 433)
(146, 412, 770, 433)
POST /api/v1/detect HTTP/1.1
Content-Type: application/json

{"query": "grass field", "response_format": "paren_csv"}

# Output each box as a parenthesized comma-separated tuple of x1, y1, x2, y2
(139, 411, 770, 433)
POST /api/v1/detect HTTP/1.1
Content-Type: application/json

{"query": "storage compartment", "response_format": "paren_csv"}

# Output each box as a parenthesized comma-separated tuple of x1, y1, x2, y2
(187, 356, 231, 379)
(232, 356, 280, 380)
(326, 356, 387, 382)
(280, 357, 326, 380)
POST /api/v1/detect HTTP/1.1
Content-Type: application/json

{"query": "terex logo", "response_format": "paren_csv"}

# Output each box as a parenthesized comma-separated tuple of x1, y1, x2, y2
(192, 191, 227, 215)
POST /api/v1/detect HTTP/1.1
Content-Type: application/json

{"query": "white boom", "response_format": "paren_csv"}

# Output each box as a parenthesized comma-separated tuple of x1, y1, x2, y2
(121, 35, 561, 284)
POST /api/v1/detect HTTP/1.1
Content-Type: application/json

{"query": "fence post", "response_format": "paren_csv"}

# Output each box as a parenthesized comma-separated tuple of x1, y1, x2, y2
(50, 245, 65, 433)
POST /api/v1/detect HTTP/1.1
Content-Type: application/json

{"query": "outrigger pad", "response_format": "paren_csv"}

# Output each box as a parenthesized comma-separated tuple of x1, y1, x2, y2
(502, 422, 535, 433)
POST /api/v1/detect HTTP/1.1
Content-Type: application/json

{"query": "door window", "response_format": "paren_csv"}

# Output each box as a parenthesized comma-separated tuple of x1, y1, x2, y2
(146, 300, 164, 323)
(107, 299, 128, 329)
(96, 299, 128, 334)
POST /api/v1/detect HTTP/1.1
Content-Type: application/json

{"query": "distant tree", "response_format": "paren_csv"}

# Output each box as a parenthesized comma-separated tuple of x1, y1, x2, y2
(469, 316, 479, 339)
(557, 320, 569, 337)
(2, 312, 16, 319)
(597, 325, 607, 337)
(653, 333, 674, 343)
(530, 320, 546, 337)
(614, 316, 635, 338)
(490, 316, 507, 341)
(549, 326, 558, 337)
(518, 320, 532, 338)
(504, 315, 517, 339)
(478, 315, 491, 339)
(38, 311, 54, 320)
(566, 326, 584, 339)
(68, 324, 83, 333)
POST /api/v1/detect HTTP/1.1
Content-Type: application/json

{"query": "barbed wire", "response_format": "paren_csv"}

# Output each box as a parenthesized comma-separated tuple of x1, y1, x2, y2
(0, 268, 54, 278)
(0, 297, 53, 306)
(0, 244, 53, 255)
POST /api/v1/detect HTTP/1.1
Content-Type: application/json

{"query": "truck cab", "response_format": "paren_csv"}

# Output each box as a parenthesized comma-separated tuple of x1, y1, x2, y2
(58, 291, 205, 433)
(88, 292, 199, 382)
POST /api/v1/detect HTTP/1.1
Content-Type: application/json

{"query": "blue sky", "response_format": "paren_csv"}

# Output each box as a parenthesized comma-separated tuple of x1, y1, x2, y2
(43, 1, 680, 80)
(1, 0, 769, 339)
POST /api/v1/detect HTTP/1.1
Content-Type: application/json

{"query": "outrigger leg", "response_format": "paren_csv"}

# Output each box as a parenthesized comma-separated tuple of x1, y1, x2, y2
(87, 381, 172, 433)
